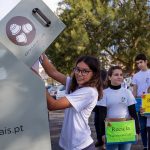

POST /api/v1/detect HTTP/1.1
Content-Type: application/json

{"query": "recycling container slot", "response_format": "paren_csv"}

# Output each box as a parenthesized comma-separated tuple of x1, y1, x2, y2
(32, 8, 51, 27)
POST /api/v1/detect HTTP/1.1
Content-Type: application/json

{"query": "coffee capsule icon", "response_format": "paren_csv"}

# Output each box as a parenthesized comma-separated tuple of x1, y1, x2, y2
(10, 24, 21, 35)
(16, 32, 27, 43)
(22, 23, 33, 34)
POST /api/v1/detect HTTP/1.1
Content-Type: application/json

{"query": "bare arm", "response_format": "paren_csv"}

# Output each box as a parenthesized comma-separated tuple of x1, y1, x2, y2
(41, 54, 67, 85)
(132, 84, 138, 98)
(46, 91, 72, 110)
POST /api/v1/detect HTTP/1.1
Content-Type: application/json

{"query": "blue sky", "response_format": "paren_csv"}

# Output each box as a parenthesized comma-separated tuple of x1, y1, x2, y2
(0, 0, 61, 20)
(43, 0, 61, 12)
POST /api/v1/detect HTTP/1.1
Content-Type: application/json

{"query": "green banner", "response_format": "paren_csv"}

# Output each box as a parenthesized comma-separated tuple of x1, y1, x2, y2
(105, 120, 136, 144)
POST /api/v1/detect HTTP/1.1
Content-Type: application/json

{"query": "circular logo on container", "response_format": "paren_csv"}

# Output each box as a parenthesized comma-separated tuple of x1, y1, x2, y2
(6, 16, 36, 46)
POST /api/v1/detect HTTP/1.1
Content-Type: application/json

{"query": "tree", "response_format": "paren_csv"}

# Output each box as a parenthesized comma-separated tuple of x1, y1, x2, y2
(46, 0, 150, 74)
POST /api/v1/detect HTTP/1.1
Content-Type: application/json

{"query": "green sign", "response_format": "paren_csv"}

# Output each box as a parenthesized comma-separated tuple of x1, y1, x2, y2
(105, 120, 136, 144)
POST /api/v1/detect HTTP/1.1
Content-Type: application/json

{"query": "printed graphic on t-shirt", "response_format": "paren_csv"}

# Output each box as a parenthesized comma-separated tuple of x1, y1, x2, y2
(121, 97, 127, 103)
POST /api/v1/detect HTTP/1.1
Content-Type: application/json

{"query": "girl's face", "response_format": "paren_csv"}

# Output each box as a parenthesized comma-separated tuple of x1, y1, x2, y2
(73, 61, 93, 86)
(109, 69, 123, 86)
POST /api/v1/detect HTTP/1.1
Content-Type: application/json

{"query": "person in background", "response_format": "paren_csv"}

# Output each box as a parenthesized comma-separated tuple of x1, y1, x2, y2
(94, 69, 107, 149)
(132, 53, 150, 150)
(40, 54, 103, 150)
(97, 65, 140, 150)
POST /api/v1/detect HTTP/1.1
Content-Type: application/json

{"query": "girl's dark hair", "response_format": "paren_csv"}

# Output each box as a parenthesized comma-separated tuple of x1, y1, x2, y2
(107, 66, 122, 86)
(70, 55, 103, 98)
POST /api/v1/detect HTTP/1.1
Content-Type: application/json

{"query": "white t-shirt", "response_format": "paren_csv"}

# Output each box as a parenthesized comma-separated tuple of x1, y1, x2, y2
(97, 87, 136, 119)
(59, 87, 98, 150)
(132, 70, 150, 97)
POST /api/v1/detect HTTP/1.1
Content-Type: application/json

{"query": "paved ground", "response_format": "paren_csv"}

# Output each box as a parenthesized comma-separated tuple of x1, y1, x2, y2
(49, 110, 143, 150)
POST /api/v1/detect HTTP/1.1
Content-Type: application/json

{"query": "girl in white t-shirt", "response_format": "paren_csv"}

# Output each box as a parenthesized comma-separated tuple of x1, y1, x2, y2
(41, 55, 103, 150)
(97, 66, 140, 150)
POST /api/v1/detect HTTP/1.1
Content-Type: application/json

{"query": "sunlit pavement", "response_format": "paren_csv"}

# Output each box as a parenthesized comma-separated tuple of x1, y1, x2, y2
(49, 110, 143, 150)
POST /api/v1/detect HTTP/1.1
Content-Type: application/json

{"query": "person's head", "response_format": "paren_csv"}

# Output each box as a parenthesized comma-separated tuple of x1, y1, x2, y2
(134, 53, 148, 71)
(107, 66, 123, 86)
(71, 55, 103, 98)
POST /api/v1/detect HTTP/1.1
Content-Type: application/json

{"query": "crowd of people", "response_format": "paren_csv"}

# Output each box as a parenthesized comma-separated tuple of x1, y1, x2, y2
(37, 53, 150, 150)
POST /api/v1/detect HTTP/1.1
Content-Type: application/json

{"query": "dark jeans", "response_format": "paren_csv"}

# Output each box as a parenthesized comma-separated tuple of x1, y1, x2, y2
(148, 127, 150, 149)
(94, 106, 103, 146)
(106, 143, 132, 150)
(82, 143, 95, 150)
(138, 112, 147, 148)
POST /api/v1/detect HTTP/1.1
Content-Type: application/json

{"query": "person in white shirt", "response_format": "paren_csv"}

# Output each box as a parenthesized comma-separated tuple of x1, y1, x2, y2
(132, 53, 150, 150)
(97, 66, 140, 150)
(40, 54, 103, 150)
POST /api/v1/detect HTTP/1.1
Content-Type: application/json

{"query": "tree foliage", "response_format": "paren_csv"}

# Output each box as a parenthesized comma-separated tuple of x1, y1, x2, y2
(46, 0, 150, 74)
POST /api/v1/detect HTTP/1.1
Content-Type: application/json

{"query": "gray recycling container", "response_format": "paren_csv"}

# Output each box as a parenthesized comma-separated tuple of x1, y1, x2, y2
(0, 42, 52, 150)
